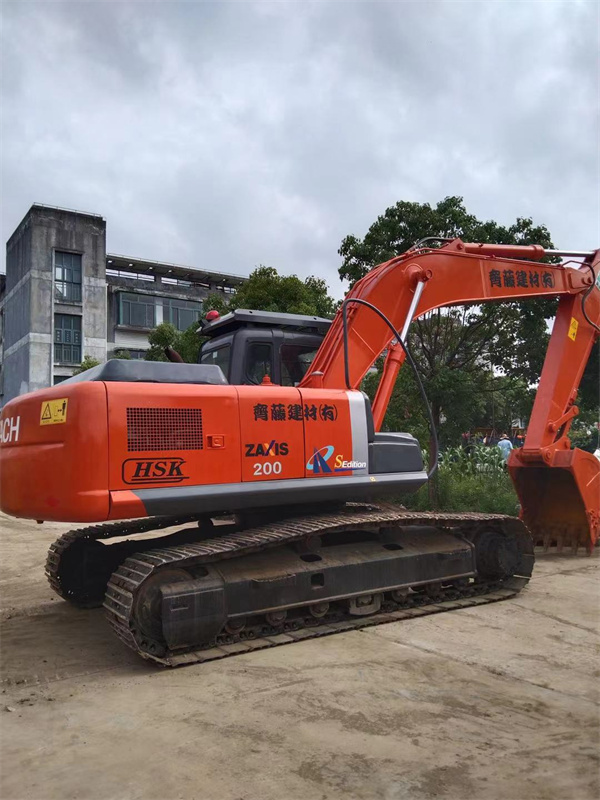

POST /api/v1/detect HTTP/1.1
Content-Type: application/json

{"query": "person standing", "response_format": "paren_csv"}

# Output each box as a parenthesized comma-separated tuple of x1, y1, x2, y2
(497, 433, 513, 462)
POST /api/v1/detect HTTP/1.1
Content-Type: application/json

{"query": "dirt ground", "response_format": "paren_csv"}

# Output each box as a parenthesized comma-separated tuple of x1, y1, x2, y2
(0, 513, 598, 800)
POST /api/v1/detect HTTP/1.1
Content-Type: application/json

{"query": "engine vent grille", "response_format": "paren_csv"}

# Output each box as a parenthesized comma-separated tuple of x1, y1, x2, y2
(126, 407, 203, 452)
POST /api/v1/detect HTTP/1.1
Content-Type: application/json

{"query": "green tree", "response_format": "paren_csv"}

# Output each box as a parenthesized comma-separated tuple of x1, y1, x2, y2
(339, 197, 555, 287)
(72, 355, 101, 375)
(340, 197, 559, 378)
(145, 322, 205, 364)
(146, 267, 337, 362)
(229, 266, 336, 317)
(477, 375, 535, 435)
(340, 197, 564, 499)
(577, 340, 599, 411)
(202, 292, 231, 316)
(569, 407, 600, 453)
(72, 349, 132, 375)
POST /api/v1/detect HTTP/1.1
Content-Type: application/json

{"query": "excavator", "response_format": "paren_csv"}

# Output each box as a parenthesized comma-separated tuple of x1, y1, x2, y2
(1, 239, 598, 666)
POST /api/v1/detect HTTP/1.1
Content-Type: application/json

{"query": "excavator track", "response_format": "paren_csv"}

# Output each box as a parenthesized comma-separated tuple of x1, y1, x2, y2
(44, 502, 356, 606)
(43, 498, 589, 617)
(101, 504, 533, 666)
(45, 514, 213, 608)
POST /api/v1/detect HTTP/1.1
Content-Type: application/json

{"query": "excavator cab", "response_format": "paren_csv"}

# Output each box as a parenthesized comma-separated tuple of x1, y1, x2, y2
(197, 309, 330, 386)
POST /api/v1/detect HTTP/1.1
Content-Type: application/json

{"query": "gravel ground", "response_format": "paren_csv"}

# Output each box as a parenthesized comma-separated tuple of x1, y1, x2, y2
(1, 512, 599, 800)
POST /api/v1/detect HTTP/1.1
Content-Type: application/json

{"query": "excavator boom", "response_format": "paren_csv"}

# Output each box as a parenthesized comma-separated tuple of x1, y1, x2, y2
(301, 240, 600, 551)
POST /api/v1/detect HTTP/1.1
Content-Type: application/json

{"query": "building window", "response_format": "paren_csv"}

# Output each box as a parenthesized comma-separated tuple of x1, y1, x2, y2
(161, 277, 193, 287)
(106, 268, 155, 283)
(163, 297, 202, 331)
(55, 251, 82, 302)
(118, 293, 156, 328)
(112, 348, 147, 360)
(54, 314, 82, 364)
(53, 375, 70, 385)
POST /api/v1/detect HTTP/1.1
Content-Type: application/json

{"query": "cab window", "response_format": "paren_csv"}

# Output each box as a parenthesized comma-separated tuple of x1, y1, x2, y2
(280, 345, 318, 386)
(245, 343, 273, 384)
(200, 345, 231, 379)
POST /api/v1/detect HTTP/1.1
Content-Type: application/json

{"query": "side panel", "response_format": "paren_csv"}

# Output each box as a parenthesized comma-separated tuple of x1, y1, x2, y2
(236, 386, 305, 481)
(130, 472, 428, 518)
(106, 383, 241, 491)
(0, 382, 110, 521)
(299, 389, 367, 478)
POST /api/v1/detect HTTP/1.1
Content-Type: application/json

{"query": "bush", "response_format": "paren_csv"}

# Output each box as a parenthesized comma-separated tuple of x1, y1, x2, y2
(72, 355, 101, 375)
(439, 445, 506, 475)
(397, 445, 520, 516)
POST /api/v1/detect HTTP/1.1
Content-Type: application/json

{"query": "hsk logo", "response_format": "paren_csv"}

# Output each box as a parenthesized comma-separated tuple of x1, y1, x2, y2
(306, 446, 366, 474)
(122, 458, 188, 485)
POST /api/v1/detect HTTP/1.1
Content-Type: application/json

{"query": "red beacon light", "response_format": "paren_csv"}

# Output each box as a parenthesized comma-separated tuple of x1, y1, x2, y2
(205, 310, 220, 322)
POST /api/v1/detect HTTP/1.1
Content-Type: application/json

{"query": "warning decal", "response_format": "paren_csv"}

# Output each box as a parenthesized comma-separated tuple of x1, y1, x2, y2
(40, 398, 68, 426)
(568, 318, 579, 342)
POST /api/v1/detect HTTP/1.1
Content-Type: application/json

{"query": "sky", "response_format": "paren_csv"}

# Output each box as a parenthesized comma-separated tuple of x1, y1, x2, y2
(2, 0, 599, 297)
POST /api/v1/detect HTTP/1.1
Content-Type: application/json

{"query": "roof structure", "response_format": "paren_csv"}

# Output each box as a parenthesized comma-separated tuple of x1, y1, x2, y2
(106, 253, 246, 287)
(200, 308, 332, 338)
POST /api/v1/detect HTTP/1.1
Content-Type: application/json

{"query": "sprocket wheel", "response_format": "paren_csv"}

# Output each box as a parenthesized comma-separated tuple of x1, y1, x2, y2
(475, 530, 520, 580)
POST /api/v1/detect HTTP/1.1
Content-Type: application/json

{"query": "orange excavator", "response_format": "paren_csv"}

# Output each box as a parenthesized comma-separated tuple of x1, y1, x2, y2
(1, 239, 598, 665)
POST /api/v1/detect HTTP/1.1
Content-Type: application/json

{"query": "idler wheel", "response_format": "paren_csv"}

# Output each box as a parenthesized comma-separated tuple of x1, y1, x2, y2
(50, 539, 123, 608)
(475, 531, 520, 579)
(133, 568, 192, 643)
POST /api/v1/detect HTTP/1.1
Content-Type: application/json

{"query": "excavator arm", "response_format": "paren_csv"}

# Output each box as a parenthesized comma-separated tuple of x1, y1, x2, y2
(301, 240, 600, 551)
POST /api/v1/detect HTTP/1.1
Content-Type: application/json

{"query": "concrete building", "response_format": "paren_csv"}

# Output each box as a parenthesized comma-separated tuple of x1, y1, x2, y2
(0, 204, 246, 406)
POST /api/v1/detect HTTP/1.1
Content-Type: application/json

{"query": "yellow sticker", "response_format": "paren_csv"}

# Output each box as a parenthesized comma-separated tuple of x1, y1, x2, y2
(568, 317, 579, 341)
(40, 398, 68, 426)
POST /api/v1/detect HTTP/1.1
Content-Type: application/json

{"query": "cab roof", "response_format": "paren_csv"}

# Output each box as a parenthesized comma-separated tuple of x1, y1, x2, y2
(199, 308, 332, 339)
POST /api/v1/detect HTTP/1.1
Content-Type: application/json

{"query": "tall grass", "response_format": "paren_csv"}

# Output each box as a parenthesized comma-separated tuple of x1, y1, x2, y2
(399, 445, 520, 516)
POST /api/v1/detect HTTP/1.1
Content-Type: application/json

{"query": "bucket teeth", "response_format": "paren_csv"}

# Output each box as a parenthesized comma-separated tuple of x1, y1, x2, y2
(534, 526, 590, 555)
(533, 524, 594, 555)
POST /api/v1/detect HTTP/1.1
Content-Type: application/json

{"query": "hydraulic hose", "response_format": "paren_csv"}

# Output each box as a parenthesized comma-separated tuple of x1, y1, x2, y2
(582, 262, 600, 335)
(341, 297, 439, 479)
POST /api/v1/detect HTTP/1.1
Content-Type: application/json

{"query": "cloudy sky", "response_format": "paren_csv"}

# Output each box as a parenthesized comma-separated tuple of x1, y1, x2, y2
(1, 0, 598, 294)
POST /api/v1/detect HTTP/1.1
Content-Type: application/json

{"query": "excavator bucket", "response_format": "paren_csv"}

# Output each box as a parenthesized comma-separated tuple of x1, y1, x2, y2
(509, 448, 600, 554)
